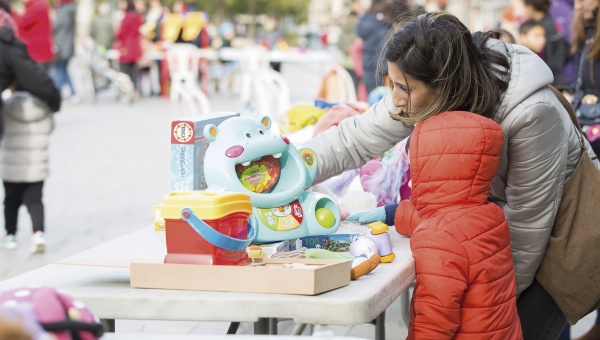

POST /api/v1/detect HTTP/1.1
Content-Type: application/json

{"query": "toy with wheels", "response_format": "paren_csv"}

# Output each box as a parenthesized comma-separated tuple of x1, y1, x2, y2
(203, 115, 340, 242)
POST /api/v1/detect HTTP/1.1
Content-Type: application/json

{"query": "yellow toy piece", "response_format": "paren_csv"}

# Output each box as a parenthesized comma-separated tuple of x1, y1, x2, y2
(368, 221, 389, 234)
(247, 245, 268, 258)
(280, 104, 327, 133)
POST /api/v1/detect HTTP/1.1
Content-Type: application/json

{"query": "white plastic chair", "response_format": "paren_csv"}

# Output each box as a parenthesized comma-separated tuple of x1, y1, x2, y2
(320, 65, 357, 102)
(166, 43, 210, 115)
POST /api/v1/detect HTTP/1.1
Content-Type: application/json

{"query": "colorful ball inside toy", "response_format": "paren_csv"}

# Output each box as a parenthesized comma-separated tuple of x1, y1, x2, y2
(349, 237, 379, 257)
(316, 208, 336, 229)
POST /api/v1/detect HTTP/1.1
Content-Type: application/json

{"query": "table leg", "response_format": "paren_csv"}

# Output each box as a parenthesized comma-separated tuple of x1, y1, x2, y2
(101, 319, 115, 333)
(268, 318, 278, 335)
(227, 322, 240, 334)
(254, 318, 269, 334)
(400, 288, 411, 328)
(292, 323, 307, 335)
(375, 311, 385, 340)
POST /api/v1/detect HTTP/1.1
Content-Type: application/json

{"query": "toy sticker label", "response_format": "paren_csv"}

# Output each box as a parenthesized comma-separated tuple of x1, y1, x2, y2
(235, 155, 280, 193)
(257, 200, 303, 231)
(300, 149, 316, 168)
(172, 122, 194, 144)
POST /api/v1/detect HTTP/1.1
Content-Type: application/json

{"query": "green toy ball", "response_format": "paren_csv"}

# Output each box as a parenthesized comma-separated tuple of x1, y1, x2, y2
(316, 208, 335, 229)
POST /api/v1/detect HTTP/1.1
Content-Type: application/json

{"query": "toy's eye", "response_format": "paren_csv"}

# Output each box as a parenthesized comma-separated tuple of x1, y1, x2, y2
(245, 132, 251, 138)
(258, 129, 264, 135)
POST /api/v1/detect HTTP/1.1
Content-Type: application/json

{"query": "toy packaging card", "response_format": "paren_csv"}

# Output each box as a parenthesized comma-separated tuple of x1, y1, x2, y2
(170, 112, 239, 191)
(250, 238, 302, 257)
(301, 221, 368, 252)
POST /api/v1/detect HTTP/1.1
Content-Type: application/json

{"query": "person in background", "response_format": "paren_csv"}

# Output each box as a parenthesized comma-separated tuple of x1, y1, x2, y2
(356, 0, 391, 95)
(523, 0, 572, 90)
(1, 93, 54, 254)
(116, 0, 143, 99)
(52, 0, 77, 104)
(518, 19, 547, 55)
(90, 2, 113, 53)
(144, 0, 162, 41)
(0, 0, 60, 251)
(11, 0, 54, 71)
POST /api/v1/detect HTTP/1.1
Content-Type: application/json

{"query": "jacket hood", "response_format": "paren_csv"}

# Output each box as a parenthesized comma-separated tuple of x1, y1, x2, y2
(410, 111, 504, 219)
(488, 39, 554, 123)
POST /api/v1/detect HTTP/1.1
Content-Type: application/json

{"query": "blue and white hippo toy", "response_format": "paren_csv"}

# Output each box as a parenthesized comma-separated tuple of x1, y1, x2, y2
(203, 115, 340, 242)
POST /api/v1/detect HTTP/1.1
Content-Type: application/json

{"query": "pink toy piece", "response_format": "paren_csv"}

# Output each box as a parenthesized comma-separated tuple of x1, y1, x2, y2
(225, 145, 244, 158)
(0, 286, 104, 340)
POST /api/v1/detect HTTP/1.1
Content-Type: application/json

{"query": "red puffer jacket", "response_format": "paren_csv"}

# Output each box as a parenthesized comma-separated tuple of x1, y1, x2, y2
(395, 111, 523, 339)
(12, 0, 54, 63)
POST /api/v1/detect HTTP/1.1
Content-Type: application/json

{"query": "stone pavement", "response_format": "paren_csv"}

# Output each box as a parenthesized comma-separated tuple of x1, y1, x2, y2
(0, 85, 596, 337)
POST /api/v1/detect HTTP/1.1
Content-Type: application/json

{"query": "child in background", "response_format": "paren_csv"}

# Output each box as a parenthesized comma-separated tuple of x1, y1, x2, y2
(349, 111, 522, 339)
(1, 92, 54, 253)
(519, 19, 547, 56)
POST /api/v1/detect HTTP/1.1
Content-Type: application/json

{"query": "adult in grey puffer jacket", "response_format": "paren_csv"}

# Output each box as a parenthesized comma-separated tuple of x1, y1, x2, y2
(1, 92, 53, 183)
(305, 12, 598, 339)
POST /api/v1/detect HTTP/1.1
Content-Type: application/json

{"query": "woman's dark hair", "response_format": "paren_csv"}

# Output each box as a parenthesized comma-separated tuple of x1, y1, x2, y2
(382, 12, 510, 124)
(523, 0, 550, 15)
(126, 0, 136, 12)
(0, 0, 11, 14)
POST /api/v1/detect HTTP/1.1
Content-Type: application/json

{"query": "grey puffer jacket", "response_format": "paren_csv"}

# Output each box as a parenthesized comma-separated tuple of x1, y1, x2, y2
(0, 92, 54, 183)
(305, 39, 598, 295)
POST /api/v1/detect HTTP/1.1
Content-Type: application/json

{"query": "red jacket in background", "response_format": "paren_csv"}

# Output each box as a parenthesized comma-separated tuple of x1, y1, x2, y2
(12, 0, 54, 63)
(395, 111, 523, 339)
(116, 11, 143, 63)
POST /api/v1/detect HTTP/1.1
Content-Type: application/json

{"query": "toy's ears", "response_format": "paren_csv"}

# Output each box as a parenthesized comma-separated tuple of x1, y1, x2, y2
(203, 124, 219, 142)
(259, 116, 271, 129)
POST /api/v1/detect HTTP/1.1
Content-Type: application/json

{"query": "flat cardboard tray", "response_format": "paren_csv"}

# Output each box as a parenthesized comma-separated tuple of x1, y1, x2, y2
(130, 258, 351, 295)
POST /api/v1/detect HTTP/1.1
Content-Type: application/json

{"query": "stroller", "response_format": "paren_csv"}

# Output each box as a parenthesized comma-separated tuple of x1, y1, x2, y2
(80, 37, 135, 103)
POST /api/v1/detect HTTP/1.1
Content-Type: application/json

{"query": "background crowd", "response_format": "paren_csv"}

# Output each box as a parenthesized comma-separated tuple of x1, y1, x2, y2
(0, 0, 599, 339)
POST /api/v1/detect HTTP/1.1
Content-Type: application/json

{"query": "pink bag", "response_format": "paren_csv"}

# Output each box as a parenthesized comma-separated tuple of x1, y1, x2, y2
(0, 287, 104, 340)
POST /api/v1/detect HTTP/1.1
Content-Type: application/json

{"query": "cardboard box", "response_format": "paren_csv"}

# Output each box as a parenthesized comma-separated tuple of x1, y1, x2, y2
(170, 112, 239, 191)
(130, 258, 351, 295)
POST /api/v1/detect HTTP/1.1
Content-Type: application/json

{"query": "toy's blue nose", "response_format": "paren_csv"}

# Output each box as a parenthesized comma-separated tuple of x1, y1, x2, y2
(226, 145, 244, 158)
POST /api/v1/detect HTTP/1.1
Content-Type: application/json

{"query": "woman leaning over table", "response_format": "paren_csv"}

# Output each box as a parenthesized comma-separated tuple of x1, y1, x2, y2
(304, 11, 597, 340)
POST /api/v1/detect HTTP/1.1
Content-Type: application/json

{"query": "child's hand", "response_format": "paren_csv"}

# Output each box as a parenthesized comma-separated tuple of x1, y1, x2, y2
(346, 207, 385, 223)
(582, 94, 598, 105)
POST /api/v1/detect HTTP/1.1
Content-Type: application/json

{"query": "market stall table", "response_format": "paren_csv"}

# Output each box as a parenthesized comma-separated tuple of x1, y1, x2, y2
(0, 226, 414, 340)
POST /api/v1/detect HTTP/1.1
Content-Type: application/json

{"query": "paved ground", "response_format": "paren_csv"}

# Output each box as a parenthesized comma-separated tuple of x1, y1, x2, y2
(0, 62, 596, 338)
